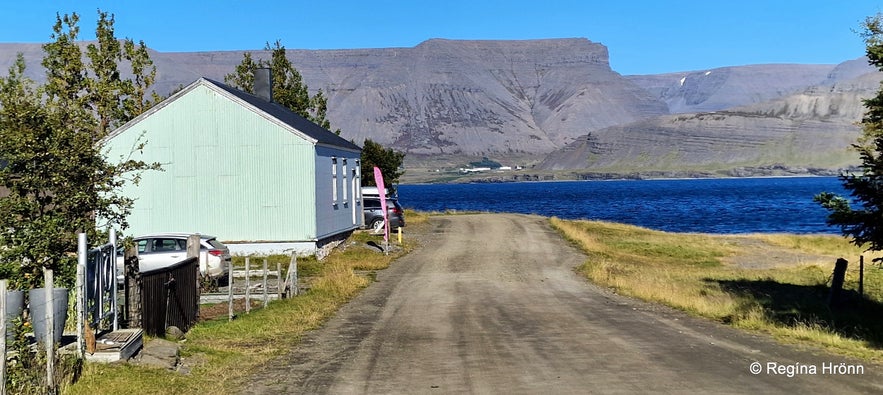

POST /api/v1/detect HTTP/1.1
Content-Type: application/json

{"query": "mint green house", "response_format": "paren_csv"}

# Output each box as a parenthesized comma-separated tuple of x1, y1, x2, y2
(103, 77, 364, 256)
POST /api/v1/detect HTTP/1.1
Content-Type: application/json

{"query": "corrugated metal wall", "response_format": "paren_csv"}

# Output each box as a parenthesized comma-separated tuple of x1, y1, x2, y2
(140, 257, 198, 336)
(104, 84, 326, 242)
(315, 145, 363, 239)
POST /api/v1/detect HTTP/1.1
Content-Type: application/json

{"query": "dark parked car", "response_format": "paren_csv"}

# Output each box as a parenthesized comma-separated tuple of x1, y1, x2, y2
(363, 197, 405, 233)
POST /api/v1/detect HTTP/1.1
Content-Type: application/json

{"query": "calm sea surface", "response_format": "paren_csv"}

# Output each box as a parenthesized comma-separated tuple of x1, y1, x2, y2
(397, 177, 849, 234)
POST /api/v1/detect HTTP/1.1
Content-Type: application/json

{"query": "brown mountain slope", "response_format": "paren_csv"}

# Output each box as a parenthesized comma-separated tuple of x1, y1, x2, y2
(538, 69, 880, 176)
(0, 39, 876, 173)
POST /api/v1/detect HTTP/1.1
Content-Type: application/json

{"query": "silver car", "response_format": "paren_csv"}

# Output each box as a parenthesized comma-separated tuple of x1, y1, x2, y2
(118, 233, 231, 280)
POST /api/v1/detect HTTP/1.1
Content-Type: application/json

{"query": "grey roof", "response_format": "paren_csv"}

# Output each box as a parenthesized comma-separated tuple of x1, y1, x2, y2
(204, 78, 361, 152)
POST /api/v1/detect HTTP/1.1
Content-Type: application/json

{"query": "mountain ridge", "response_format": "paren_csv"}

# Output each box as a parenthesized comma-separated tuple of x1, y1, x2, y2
(0, 38, 878, 178)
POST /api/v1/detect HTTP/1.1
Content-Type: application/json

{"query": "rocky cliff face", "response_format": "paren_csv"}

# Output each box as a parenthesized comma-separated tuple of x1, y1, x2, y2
(287, 39, 670, 154)
(626, 64, 838, 113)
(538, 66, 881, 175)
(1, 39, 668, 155)
(0, 39, 878, 175)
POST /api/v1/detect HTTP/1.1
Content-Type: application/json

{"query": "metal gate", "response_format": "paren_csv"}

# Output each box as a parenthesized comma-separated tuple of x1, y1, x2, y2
(139, 257, 199, 336)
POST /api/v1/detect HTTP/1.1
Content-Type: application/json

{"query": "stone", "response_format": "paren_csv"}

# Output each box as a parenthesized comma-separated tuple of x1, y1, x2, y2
(166, 325, 185, 341)
(134, 338, 180, 370)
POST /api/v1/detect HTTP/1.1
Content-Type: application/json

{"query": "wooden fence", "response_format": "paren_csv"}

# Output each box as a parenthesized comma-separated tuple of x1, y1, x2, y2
(200, 254, 298, 321)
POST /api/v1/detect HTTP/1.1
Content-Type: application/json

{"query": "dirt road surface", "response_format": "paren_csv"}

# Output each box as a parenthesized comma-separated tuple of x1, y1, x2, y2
(240, 213, 883, 394)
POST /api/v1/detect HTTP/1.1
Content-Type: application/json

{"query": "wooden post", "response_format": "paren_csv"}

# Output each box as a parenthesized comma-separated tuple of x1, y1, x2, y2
(276, 262, 283, 301)
(124, 245, 141, 328)
(262, 258, 269, 308)
(287, 254, 298, 298)
(44, 268, 55, 393)
(829, 258, 848, 307)
(1, 280, 7, 395)
(859, 255, 865, 298)
(186, 234, 201, 319)
(245, 257, 251, 314)
(228, 261, 234, 322)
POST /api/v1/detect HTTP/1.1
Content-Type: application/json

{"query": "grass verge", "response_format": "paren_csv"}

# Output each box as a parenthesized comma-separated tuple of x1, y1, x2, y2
(63, 214, 428, 395)
(550, 217, 883, 362)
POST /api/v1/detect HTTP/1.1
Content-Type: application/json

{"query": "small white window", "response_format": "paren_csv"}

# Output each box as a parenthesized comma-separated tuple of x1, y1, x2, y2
(355, 160, 362, 200)
(331, 157, 338, 203)
(342, 159, 348, 200)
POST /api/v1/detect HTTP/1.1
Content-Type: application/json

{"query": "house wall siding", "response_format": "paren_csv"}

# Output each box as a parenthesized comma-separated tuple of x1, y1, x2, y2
(314, 146, 362, 239)
(104, 84, 320, 242)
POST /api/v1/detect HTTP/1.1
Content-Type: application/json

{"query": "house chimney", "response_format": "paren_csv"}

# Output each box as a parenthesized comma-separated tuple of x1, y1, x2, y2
(254, 68, 273, 102)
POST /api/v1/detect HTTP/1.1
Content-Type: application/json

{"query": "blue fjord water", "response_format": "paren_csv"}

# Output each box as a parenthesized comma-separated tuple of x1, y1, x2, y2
(397, 177, 849, 234)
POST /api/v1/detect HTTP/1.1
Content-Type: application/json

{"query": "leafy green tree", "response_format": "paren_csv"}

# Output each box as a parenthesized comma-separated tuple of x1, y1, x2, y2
(360, 139, 405, 193)
(224, 52, 258, 94)
(224, 40, 332, 129)
(470, 157, 502, 169)
(86, 11, 161, 136)
(0, 11, 159, 289)
(816, 13, 883, 260)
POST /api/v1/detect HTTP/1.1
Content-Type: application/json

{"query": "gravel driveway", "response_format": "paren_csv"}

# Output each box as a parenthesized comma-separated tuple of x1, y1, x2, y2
(240, 213, 883, 394)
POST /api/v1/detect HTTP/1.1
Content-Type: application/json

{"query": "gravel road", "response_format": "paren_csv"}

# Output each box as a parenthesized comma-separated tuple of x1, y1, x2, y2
(240, 213, 883, 394)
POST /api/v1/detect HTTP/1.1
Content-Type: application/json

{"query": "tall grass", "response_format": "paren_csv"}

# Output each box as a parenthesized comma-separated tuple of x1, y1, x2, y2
(551, 217, 883, 361)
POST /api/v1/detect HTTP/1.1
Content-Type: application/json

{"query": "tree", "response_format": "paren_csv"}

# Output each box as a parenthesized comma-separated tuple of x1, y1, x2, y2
(815, 13, 883, 261)
(224, 40, 332, 129)
(0, 11, 159, 289)
(360, 139, 405, 194)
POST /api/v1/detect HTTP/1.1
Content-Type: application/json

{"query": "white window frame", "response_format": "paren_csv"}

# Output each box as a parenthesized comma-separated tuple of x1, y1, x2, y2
(331, 157, 338, 204)
(342, 158, 348, 201)
(356, 160, 362, 202)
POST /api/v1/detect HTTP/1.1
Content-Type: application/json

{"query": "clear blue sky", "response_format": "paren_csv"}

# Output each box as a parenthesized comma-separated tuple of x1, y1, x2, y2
(1, 1, 881, 75)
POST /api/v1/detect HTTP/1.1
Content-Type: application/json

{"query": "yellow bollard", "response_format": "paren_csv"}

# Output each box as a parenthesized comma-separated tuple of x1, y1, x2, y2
(398, 226, 402, 244)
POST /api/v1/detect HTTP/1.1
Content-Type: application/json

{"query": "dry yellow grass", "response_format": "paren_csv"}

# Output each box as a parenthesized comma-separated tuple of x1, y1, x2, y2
(551, 217, 883, 361)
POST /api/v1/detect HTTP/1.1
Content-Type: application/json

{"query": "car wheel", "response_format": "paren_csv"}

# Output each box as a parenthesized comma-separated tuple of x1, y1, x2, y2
(370, 218, 385, 233)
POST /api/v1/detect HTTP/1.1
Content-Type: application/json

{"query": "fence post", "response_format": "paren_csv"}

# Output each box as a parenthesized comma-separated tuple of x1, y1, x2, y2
(859, 255, 865, 298)
(124, 245, 141, 328)
(263, 258, 269, 308)
(829, 258, 848, 307)
(276, 262, 283, 301)
(1, 279, 7, 395)
(187, 234, 200, 320)
(245, 257, 251, 314)
(44, 268, 55, 393)
(110, 229, 118, 331)
(76, 233, 86, 358)
(228, 261, 234, 322)
(288, 254, 298, 297)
